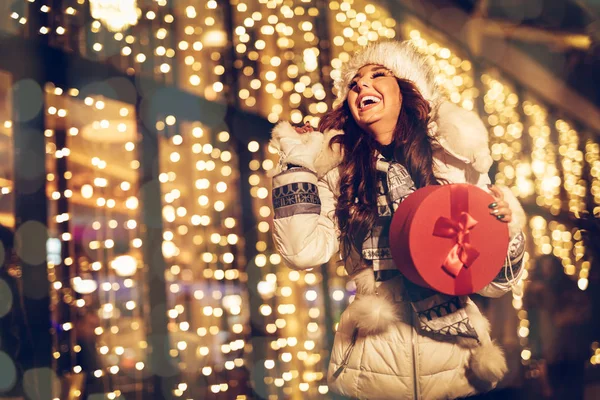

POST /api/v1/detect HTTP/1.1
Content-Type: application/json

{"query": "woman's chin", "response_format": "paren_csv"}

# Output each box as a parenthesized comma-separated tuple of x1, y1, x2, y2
(357, 112, 382, 127)
(361, 117, 396, 135)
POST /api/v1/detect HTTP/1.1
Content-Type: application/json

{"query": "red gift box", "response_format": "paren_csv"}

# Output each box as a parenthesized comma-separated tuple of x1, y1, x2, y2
(389, 184, 509, 296)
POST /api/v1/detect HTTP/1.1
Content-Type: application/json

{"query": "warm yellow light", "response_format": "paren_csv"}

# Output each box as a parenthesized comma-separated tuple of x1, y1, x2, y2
(89, 0, 139, 32)
(111, 255, 138, 277)
(126, 196, 139, 209)
(72, 276, 97, 294)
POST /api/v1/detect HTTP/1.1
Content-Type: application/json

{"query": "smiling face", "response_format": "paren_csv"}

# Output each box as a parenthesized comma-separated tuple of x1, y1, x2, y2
(347, 64, 402, 145)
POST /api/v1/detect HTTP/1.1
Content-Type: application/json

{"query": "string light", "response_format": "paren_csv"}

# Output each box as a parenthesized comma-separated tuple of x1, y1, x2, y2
(482, 75, 532, 194)
(406, 29, 477, 111)
(523, 100, 561, 214)
(89, 0, 140, 33)
(40, 82, 145, 394)
(557, 119, 587, 215)
(586, 139, 600, 215)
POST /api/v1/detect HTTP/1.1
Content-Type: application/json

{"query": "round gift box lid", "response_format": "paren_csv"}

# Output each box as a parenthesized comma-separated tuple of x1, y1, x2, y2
(389, 184, 509, 296)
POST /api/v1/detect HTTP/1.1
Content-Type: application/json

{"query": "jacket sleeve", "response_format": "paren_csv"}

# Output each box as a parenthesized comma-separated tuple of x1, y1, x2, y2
(271, 167, 339, 270)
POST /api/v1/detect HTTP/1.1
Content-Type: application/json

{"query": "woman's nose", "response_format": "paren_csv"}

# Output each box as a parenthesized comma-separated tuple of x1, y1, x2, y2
(355, 78, 370, 91)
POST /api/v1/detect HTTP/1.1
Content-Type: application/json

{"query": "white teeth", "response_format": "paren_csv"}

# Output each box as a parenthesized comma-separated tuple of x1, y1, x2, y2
(359, 95, 381, 109)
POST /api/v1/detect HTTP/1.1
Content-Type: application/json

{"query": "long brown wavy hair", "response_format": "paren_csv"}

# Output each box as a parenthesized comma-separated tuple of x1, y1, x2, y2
(318, 78, 439, 258)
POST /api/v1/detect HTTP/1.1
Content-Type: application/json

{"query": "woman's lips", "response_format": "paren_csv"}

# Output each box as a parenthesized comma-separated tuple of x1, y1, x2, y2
(359, 101, 380, 113)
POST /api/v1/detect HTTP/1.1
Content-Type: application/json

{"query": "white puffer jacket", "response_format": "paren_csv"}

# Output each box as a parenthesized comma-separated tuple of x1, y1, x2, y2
(270, 106, 526, 400)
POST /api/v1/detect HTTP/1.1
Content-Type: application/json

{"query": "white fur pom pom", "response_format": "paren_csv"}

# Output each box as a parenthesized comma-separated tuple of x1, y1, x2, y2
(351, 267, 377, 295)
(456, 301, 492, 349)
(472, 149, 494, 174)
(348, 294, 398, 336)
(470, 340, 508, 383)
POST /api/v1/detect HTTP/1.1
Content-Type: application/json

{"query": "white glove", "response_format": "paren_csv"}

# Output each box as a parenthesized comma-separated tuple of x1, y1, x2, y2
(271, 121, 324, 173)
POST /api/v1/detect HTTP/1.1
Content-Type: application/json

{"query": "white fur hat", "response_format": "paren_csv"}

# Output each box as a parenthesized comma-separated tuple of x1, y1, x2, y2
(333, 40, 494, 174)
(334, 40, 443, 107)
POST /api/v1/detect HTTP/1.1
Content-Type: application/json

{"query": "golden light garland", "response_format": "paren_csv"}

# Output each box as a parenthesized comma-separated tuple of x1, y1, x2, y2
(557, 119, 587, 215)
(482, 75, 531, 194)
(405, 28, 478, 111)
(232, 0, 327, 126)
(586, 139, 600, 215)
(41, 84, 145, 399)
(176, 0, 227, 101)
(329, 0, 396, 109)
(523, 100, 561, 214)
(592, 341, 600, 366)
(248, 140, 330, 398)
(159, 120, 250, 398)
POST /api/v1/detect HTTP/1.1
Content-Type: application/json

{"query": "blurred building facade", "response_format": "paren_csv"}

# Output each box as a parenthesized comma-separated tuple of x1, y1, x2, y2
(0, 0, 598, 399)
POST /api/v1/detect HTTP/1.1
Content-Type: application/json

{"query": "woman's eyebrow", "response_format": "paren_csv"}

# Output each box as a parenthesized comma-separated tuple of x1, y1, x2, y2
(351, 66, 391, 80)
(371, 66, 390, 73)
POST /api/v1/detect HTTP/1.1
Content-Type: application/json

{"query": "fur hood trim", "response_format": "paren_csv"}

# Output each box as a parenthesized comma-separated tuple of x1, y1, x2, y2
(334, 41, 442, 108)
(433, 101, 493, 174)
(270, 100, 493, 178)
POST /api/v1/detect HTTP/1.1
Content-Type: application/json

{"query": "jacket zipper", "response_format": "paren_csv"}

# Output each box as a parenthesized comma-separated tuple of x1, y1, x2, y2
(411, 311, 420, 400)
(332, 327, 359, 378)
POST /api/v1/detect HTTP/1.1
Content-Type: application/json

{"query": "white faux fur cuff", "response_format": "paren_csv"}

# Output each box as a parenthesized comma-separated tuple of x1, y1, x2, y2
(433, 102, 493, 174)
(269, 122, 320, 173)
(314, 129, 344, 178)
(269, 121, 344, 178)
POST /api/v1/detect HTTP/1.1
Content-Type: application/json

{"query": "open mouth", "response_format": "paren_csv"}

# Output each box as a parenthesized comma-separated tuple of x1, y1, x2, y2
(358, 95, 381, 111)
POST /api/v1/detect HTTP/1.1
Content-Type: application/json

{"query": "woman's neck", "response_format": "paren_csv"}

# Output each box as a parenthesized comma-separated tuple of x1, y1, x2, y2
(364, 122, 395, 146)
(374, 130, 394, 146)
(378, 141, 396, 161)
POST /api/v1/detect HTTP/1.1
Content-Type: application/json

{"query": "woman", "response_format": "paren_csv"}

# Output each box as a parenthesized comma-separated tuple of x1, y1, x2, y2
(270, 41, 526, 400)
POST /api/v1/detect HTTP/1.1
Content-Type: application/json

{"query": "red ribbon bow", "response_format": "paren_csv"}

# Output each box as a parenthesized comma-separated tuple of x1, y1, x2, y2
(432, 186, 480, 278)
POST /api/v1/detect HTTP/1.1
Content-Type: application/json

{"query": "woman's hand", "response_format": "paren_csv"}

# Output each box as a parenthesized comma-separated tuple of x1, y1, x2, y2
(487, 184, 513, 224)
(294, 121, 315, 134)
